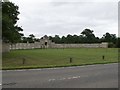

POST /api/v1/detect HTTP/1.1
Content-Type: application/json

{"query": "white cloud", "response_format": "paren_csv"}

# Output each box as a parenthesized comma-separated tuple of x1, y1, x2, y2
(10, 0, 118, 38)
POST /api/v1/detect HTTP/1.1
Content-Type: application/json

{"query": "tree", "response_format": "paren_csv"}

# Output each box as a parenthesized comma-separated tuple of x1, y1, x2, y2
(26, 34, 35, 43)
(21, 34, 40, 43)
(78, 35, 85, 43)
(66, 34, 73, 43)
(101, 32, 117, 43)
(21, 37, 27, 43)
(81, 29, 96, 43)
(81, 29, 94, 37)
(29, 34, 35, 40)
(101, 32, 117, 48)
(49, 36, 54, 42)
(53, 35, 61, 43)
(73, 35, 79, 43)
(2, 1, 23, 43)
(116, 37, 120, 48)
(61, 36, 66, 43)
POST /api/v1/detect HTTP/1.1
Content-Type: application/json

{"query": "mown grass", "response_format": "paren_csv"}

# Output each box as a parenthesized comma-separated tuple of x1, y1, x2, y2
(2, 48, 118, 70)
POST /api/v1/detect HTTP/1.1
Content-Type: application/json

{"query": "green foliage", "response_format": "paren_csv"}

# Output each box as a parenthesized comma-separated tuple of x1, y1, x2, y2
(27, 34, 35, 43)
(21, 34, 37, 43)
(115, 38, 120, 48)
(81, 29, 94, 37)
(2, 1, 23, 43)
(48, 29, 119, 48)
(81, 29, 97, 43)
(101, 32, 117, 48)
(108, 43, 115, 48)
(53, 35, 61, 43)
(3, 48, 118, 69)
(49, 29, 101, 44)
(101, 33, 117, 43)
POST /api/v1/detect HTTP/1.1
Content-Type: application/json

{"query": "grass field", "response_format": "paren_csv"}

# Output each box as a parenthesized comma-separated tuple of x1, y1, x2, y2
(2, 48, 118, 70)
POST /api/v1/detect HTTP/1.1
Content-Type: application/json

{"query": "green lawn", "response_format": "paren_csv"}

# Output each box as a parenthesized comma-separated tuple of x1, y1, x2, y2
(2, 48, 118, 70)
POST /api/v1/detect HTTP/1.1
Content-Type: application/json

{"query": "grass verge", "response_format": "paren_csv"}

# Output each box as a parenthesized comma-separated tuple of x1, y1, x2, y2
(2, 48, 118, 70)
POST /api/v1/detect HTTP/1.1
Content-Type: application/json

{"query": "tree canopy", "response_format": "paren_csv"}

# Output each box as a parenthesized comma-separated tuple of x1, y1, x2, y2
(2, 1, 23, 43)
(48, 29, 118, 48)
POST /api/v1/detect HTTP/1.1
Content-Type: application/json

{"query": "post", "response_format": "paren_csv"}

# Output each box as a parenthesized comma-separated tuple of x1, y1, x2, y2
(70, 57, 72, 63)
(102, 55, 105, 60)
(22, 58, 26, 65)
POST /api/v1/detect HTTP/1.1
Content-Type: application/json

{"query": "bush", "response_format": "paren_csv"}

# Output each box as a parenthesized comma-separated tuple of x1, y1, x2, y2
(108, 43, 115, 48)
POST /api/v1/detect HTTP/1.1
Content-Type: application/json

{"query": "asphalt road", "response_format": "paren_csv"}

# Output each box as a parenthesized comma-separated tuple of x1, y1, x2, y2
(2, 63, 118, 88)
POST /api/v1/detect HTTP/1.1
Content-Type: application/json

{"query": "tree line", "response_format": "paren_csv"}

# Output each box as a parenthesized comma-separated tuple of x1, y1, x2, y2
(2, 1, 120, 48)
(48, 29, 119, 48)
(20, 29, 120, 48)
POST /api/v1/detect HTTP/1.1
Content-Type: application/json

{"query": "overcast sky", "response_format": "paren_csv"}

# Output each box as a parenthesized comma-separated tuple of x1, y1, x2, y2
(10, 0, 118, 38)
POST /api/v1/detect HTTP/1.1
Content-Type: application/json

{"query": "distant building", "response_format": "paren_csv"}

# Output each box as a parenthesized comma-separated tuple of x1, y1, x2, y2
(39, 35, 53, 48)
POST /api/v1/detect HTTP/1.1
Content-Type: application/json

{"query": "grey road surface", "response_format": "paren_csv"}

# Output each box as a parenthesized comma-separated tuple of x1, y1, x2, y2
(2, 63, 118, 88)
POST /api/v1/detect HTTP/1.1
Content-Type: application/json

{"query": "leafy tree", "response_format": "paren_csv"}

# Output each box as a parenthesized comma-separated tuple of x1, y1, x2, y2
(102, 32, 111, 42)
(21, 34, 39, 43)
(21, 37, 27, 43)
(81, 29, 94, 37)
(61, 36, 66, 43)
(26, 34, 35, 43)
(72, 35, 79, 43)
(66, 34, 73, 43)
(34, 38, 40, 42)
(101, 32, 117, 48)
(49, 36, 54, 42)
(78, 35, 84, 43)
(53, 35, 61, 43)
(116, 37, 120, 48)
(101, 32, 117, 43)
(81, 29, 96, 43)
(45, 29, 118, 46)
(2, 1, 23, 43)
(29, 34, 35, 40)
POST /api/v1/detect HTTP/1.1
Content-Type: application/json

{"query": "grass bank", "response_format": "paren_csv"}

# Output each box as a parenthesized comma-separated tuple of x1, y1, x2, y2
(2, 48, 118, 70)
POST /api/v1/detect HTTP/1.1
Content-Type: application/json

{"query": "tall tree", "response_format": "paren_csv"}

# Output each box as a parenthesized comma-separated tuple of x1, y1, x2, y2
(66, 34, 73, 43)
(81, 29, 96, 43)
(61, 36, 66, 43)
(27, 34, 35, 43)
(53, 35, 61, 43)
(2, 1, 23, 43)
(73, 35, 79, 43)
(101, 32, 117, 43)
(101, 32, 117, 47)
(29, 34, 35, 40)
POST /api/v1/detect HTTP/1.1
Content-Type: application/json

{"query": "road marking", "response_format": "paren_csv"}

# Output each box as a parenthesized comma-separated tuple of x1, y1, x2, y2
(0, 84, 1, 86)
(48, 76, 81, 82)
(72, 77, 78, 79)
(72, 76, 81, 79)
(68, 77, 72, 79)
(48, 79, 55, 82)
(59, 78, 66, 80)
